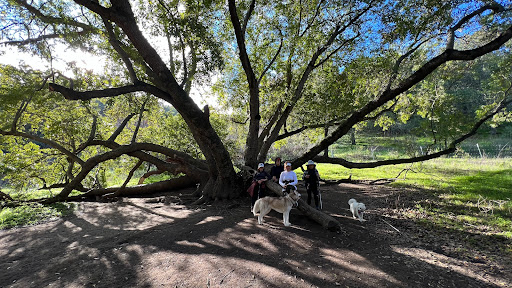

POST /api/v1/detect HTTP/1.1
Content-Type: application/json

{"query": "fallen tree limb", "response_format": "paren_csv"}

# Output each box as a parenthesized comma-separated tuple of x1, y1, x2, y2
(265, 180, 341, 231)
(41, 176, 198, 204)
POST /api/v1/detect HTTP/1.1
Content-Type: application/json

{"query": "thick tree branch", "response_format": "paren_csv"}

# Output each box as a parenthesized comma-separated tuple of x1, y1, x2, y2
(63, 176, 198, 201)
(257, 101, 284, 147)
(49, 82, 148, 100)
(101, 17, 138, 83)
(228, 0, 261, 167)
(293, 24, 512, 168)
(108, 113, 136, 142)
(228, 0, 258, 91)
(258, 4, 374, 161)
(11, 95, 33, 132)
(90, 140, 209, 174)
(53, 142, 199, 199)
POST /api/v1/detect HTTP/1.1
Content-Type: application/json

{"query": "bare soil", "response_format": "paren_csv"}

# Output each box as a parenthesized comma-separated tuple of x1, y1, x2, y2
(1, 183, 510, 288)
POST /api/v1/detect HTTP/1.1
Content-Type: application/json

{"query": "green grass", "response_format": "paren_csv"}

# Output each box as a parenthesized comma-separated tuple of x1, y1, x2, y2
(0, 202, 75, 229)
(0, 187, 77, 229)
(315, 157, 512, 240)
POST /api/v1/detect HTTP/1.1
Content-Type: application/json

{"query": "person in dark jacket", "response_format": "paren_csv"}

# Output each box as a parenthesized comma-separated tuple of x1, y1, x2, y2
(270, 157, 284, 182)
(303, 160, 320, 209)
(252, 163, 270, 208)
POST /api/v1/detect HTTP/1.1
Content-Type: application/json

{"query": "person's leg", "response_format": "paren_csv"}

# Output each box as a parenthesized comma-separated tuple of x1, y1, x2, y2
(313, 185, 320, 208)
(307, 184, 312, 205)
(251, 184, 260, 206)
(260, 187, 266, 199)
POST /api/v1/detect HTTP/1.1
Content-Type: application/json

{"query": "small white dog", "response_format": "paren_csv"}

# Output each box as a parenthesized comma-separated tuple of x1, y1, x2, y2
(348, 198, 366, 222)
(252, 190, 301, 226)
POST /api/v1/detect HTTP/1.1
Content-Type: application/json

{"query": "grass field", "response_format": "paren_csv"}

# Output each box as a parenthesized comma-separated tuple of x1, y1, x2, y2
(315, 157, 512, 239)
(0, 188, 76, 229)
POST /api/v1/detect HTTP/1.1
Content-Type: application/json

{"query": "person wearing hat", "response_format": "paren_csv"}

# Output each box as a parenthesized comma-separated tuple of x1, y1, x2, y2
(270, 157, 284, 182)
(251, 163, 270, 208)
(303, 160, 321, 209)
(279, 161, 298, 194)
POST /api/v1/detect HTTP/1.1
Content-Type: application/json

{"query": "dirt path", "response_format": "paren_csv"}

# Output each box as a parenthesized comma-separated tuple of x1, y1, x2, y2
(1, 183, 510, 288)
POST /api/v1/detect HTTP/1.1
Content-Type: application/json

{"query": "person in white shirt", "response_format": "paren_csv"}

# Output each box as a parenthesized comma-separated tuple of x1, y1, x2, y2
(279, 161, 298, 194)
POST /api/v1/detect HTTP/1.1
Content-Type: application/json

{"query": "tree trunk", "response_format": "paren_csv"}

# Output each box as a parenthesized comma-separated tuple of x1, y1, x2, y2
(350, 128, 356, 145)
(323, 126, 329, 156)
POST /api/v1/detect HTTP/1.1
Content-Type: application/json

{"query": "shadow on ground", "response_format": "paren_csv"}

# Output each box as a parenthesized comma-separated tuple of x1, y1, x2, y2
(0, 184, 510, 288)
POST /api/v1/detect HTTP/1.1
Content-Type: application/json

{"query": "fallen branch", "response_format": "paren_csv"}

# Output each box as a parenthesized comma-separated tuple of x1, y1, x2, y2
(265, 180, 341, 231)
(381, 218, 400, 233)
(38, 176, 199, 204)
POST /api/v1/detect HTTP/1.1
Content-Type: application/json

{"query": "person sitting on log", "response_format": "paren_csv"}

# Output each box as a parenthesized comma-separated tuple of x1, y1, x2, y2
(303, 160, 321, 209)
(270, 157, 284, 182)
(251, 162, 270, 208)
(279, 161, 298, 194)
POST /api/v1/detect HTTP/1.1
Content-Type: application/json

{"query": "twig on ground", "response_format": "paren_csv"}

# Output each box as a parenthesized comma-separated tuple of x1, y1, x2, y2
(381, 218, 400, 233)
(220, 269, 236, 284)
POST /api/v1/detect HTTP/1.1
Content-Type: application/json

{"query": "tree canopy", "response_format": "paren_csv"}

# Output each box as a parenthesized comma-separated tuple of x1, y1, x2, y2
(0, 0, 511, 205)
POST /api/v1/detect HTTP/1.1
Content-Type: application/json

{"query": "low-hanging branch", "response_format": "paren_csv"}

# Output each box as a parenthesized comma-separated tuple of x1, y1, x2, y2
(52, 141, 208, 200)
(49, 82, 150, 100)
(313, 96, 512, 169)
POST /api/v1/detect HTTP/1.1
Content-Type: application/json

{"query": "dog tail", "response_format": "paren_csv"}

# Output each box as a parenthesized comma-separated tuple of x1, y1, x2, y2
(252, 199, 260, 216)
(348, 198, 356, 205)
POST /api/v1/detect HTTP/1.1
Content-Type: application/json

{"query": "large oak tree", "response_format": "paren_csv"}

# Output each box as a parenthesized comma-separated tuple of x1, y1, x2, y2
(1, 0, 512, 209)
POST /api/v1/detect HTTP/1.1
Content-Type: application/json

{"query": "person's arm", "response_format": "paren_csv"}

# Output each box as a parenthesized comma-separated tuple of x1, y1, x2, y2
(290, 172, 298, 186)
(279, 172, 285, 187)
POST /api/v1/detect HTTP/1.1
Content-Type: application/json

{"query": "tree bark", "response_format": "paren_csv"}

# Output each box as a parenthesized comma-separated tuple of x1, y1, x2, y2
(228, 0, 260, 168)
(323, 126, 329, 156)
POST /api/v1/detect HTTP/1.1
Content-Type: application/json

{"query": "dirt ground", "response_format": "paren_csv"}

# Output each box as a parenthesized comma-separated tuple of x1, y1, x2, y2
(0, 182, 510, 288)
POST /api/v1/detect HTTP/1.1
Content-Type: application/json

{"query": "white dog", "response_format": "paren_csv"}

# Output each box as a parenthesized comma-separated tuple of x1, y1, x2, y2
(252, 190, 301, 226)
(348, 198, 366, 222)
